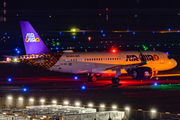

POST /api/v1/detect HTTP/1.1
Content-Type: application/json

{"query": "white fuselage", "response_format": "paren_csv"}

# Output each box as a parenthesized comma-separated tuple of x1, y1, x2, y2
(48, 51, 177, 74)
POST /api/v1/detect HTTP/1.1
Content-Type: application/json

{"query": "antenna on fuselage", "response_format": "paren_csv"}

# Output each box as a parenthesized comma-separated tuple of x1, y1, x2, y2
(138, 50, 147, 64)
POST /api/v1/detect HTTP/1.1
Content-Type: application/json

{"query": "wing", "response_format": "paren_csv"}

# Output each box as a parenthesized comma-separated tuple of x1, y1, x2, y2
(105, 61, 146, 71)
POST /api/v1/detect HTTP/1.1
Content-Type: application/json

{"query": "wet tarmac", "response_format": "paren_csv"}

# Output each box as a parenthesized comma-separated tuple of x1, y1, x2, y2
(0, 63, 180, 114)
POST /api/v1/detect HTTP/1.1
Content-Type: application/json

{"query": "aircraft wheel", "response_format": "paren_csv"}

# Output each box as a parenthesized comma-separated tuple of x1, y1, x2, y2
(111, 78, 120, 84)
(88, 76, 97, 82)
(91, 76, 97, 82)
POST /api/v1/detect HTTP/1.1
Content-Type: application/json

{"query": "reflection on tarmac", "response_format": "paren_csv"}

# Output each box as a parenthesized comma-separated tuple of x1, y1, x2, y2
(0, 75, 180, 90)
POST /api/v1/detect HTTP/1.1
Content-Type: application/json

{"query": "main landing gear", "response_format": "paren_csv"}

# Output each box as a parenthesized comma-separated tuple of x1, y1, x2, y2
(152, 71, 159, 80)
(87, 73, 97, 82)
(87, 68, 121, 84)
(111, 78, 120, 84)
(111, 68, 121, 84)
(88, 75, 97, 82)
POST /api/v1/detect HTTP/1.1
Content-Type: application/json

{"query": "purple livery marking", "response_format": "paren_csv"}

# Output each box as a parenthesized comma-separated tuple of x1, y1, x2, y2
(20, 21, 50, 55)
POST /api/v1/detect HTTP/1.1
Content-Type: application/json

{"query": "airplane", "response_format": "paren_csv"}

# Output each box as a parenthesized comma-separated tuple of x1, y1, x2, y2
(19, 21, 177, 84)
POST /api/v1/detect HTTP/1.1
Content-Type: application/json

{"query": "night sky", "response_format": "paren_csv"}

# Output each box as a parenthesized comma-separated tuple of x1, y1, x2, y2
(1, 0, 180, 56)
(5, 0, 180, 9)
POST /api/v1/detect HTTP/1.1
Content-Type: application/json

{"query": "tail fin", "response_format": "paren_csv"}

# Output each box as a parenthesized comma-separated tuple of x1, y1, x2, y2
(20, 21, 50, 55)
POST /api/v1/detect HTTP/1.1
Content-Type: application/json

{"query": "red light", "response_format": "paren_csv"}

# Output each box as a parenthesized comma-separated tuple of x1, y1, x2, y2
(106, 8, 108, 11)
(111, 49, 117, 53)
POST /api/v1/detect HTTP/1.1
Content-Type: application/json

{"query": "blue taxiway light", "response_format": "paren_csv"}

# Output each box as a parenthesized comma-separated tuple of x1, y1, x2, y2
(127, 30, 129, 32)
(83, 31, 85, 34)
(8, 78, 12, 82)
(17, 51, 20, 54)
(133, 32, 135, 34)
(168, 28, 171, 31)
(5, 33, 7, 35)
(73, 36, 76, 39)
(103, 34, 105, 36)
(101, 30, 103, 33)
(59, 32, 62, 35)
(56, 47, 59, 50)
(23, 88, 27, 92)
(166, 52, 169, 54)
(15, 48, 18, 51)
(81, 85, 86, 90)
(154, 83, 158, 86)
(74, 76, 78, 80)
(153, 31, 155, 33)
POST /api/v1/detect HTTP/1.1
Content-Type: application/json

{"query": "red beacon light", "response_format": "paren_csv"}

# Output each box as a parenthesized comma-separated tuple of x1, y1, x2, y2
(111, 49, 117, 53)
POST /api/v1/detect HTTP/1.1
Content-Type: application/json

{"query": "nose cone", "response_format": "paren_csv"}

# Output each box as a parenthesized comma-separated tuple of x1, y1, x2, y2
(170, 59, 177, 69)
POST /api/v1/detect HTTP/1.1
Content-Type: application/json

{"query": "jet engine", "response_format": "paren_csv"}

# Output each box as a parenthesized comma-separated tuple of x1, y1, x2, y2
(128, 67, 152, 80)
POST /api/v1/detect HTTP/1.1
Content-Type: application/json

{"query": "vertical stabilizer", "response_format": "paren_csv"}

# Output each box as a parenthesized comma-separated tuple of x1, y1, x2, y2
(20, 21, 50, 55)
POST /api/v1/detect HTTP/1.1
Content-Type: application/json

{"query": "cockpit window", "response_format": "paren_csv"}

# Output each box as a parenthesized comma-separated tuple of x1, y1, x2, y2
(168, 55, 172, 59)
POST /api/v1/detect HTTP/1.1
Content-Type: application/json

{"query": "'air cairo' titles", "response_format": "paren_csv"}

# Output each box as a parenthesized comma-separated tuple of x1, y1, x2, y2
(25, 33, 40, 42)
(126, 55, 159, 61)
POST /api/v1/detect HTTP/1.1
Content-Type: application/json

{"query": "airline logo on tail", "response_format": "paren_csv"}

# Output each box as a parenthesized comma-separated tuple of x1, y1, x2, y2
(25, 33, 40, 42)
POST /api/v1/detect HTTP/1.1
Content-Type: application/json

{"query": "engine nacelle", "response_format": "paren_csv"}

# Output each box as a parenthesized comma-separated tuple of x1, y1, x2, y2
(128, 67, 152, 80)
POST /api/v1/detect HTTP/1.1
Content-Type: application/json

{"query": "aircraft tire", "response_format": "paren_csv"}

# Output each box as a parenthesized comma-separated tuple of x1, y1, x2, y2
(88, 76, 97, 82)
(111, 78, 120, 84)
